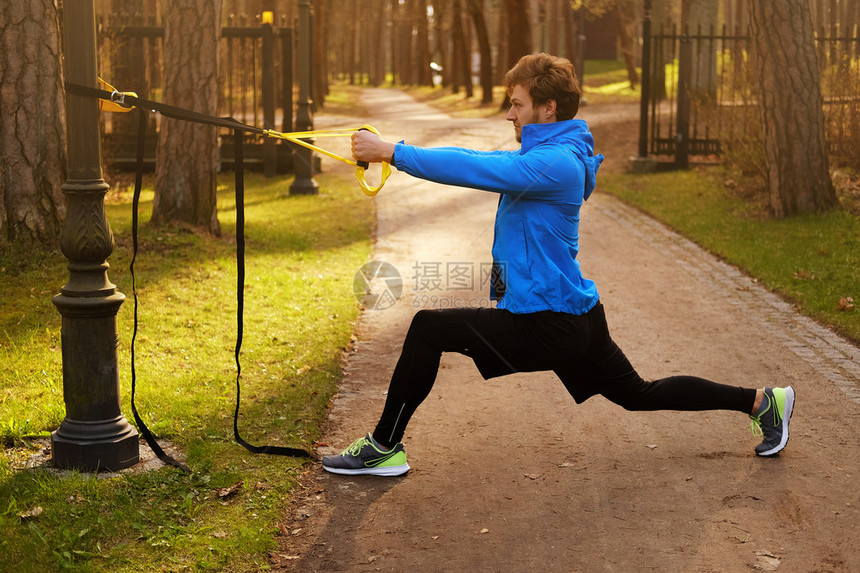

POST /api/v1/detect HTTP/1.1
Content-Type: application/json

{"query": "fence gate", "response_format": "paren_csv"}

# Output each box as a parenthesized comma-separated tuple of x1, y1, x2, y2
(98, 15, 296, 175)
(639, 11, 860, 169)
(639, 19, 751, 168)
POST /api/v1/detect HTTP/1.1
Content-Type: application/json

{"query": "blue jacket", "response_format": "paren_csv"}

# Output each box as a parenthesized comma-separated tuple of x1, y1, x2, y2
(393, 119, 604, 316)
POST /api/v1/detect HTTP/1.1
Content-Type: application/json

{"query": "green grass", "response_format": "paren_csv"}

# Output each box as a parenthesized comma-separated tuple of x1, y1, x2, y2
(599, 169, 860, 344)
(396, 59, 642, 117)
(0, 171, 374, 571)
(580, 59, 641, 104)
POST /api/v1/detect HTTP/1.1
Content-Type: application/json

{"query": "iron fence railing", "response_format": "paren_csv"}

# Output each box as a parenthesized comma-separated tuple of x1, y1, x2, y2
(641, 22, 860, 168)
(96, 15, 296, 174)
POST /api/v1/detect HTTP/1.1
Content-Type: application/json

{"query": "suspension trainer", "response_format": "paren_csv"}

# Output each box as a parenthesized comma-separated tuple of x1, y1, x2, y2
(65, 80, 389, 470)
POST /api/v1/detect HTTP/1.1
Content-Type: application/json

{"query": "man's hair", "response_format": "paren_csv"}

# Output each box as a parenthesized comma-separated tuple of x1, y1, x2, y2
(504, 53, 581, 121)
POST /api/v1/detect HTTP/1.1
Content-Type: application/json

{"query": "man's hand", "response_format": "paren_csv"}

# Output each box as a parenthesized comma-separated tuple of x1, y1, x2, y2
(352, 130, 396, 164)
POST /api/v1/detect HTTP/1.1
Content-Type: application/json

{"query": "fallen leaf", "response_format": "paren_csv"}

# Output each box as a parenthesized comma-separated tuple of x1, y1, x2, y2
(19, 506, 43, 520)
(213, 531, 229, 538)
(279, 523, 289, 536)
(480, 528, 490, 534)
(291, 528, 302, 536)
(754, 550, 782, 571)
(837, 297, 854, 311)
(524, 473, 542, 480)
(646, 444, 658, 449)
(215, 481, 243, 498)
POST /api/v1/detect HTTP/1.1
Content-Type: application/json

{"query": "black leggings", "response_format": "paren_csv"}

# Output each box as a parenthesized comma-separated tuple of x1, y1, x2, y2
(372, 303, 757, 448)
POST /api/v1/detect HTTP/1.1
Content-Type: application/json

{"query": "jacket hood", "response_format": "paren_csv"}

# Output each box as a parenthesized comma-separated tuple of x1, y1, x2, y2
(521, 119, 604, 200)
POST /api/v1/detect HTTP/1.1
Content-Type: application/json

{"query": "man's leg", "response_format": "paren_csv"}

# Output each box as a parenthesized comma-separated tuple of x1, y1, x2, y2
(555, 303, 792, 456)
(323, 307, 521, 476)
(372, 307, 520, 448)
(555, 304, 756, 412)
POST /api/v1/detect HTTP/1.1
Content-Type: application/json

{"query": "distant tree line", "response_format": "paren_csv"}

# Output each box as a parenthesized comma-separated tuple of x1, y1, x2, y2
(1, 0, 855, 245)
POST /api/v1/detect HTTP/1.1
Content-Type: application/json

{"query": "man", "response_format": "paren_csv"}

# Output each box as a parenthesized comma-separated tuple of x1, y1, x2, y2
(323, 53, 794, 477)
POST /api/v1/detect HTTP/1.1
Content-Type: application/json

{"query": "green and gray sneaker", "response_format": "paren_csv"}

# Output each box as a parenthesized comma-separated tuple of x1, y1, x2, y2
(322, 433, 410, 476)
(750, 386, 795, 456)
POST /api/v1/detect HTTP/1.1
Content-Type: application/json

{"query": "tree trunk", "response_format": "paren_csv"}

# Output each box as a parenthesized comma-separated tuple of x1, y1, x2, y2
(467, 0, 493, 104)
(451, 0, 472, 97)
(367, 0, 385, 85)
(615, 0, 640, 88)
(548, 0, 560, 56)
(152, 0, 222, 235)
(497, 0, 508, 85)
(414, 0, 433, 85)
(0, 0, 66, 244)
(436, 0, 451, 88)
(499, 0, 532, 110)
(749, 0, 838, 217)
(682, 0, 719, 99)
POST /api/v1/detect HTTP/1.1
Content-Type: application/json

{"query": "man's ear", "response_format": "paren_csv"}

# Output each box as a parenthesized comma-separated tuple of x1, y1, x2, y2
(543, 99, 558, 121)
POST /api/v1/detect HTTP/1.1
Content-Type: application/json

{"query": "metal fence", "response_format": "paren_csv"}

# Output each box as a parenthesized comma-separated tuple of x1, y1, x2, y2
(97, 15, 296, 174)
(640, 21, 860, 169)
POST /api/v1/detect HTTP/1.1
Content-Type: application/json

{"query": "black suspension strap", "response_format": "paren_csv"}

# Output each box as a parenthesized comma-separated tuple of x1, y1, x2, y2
(68, 83, 315, 468)
(129, 109, 191, 473)
(231, 130, 313, 458)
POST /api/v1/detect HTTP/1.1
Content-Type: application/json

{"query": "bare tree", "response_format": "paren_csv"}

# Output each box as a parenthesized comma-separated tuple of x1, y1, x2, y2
(0, 0, 66, 244)
(451, 0, 472, 96)
(152, 0, 222, 235)
(414, 0, 433, 85)
(313, 0, 328, 104)
(615, 0, 640, 87)
(499, 0, 532, 110)
(749, 0, 838, 216)
(682, 0, 719, 99)
(467, 0, 494, 104)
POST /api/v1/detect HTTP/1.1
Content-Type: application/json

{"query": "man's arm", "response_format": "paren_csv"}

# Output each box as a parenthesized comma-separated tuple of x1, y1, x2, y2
(351, 129, 585, 200)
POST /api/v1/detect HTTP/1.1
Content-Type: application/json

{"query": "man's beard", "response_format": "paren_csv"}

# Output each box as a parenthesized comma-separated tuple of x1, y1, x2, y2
(515, 110, 543, 143)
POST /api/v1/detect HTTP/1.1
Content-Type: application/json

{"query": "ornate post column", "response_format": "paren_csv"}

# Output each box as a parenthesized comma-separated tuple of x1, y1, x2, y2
(290, 0, 319, 195)
(51, 0, 139, 471)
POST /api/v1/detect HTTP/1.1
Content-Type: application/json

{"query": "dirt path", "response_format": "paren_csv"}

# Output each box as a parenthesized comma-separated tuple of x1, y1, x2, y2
(272, 90, 859, 572)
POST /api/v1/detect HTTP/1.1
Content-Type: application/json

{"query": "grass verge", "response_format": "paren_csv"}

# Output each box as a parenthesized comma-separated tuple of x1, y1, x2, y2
(598, 168, 859, 344)
(394, 59, 640, 118)
(0, 171, 373, 571)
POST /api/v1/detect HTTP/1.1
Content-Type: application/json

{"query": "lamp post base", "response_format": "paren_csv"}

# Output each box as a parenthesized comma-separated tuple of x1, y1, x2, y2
(629, 155, 657, 174)
(51, 415, 139, 472)
(289, 175, 320, 195)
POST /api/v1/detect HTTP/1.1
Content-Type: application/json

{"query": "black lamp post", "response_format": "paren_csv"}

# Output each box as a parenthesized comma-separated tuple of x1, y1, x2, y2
(289, 0, 319, 195)
(51, 0, 139, 471)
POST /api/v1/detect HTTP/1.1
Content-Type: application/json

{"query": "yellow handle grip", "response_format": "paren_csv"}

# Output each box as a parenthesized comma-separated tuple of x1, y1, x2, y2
(353, 125, 391, 197)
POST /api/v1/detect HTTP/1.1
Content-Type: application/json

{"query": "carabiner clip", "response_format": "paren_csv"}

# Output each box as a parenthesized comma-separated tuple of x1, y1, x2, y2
(110, 90, 133, 108)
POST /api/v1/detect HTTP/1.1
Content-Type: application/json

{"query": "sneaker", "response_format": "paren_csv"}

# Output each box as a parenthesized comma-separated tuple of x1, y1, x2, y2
(322, 433, 410, 476)
(750, 386, 795, 456)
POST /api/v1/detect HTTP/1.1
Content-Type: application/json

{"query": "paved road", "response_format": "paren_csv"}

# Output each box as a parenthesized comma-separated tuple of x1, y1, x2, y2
(274, 89, 859, 573)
